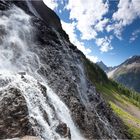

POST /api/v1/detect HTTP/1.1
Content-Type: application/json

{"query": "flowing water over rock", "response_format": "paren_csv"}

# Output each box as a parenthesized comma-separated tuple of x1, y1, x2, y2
(0, 1, 129, 139)
(0, 5, 84, 140)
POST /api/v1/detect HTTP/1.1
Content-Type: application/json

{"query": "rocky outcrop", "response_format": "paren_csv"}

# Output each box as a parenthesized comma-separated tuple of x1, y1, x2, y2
(0, 87, 34, 139)
(55, 122, 71, 138)
(0, 0, 11, 10)
(0, 73, 72, 140)
(30, 0, 62, 31)
(13, 0, 62, 31)
(0, 0, 62, 31)
(31, 15, 128, 139)
(0, 1, 129, 140)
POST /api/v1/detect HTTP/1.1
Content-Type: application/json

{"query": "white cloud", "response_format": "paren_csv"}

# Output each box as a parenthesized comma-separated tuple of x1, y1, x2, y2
(66, 0, 109, 40)
(106, 22, 123, 39)
(43, 0, 59, 10)
(65, 0, 113, 53)
(129, 29, 140, 43)
(61, 21, 98, 62)
(107, 0, 140, 38)
(113, 0, 140, 25)
(61, 21, 90, 54)
(44, 0, 113, 54)
(87, 55, 98, 63)
(95, 18, 109, 32)
(96, 36, 113, 52)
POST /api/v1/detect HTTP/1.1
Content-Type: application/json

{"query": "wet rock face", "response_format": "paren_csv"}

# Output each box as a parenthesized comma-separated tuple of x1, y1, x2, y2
(0, 0, 11, 10)
(55, 122, 71, 138)
(31, 19, 128, 139)
(0, 74, 72, 140)
(11, 0, 62, 31)
(0, 87, 34, 139)
(30, 0, 62, 31)
(0, 1, 129, 140)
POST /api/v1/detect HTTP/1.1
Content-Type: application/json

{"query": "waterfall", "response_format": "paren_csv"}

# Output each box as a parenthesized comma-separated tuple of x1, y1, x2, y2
(0, 5, 84, 140)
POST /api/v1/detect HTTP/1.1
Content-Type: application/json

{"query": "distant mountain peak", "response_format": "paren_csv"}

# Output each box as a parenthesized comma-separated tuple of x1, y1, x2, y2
(96, 61, 108, 72)
(108, 55, 140, 93)
(122, 55, 140, 66)
(96, 61, 115, 73)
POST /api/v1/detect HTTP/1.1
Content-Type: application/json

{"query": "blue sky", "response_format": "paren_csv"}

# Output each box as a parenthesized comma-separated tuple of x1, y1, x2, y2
(43, 0, 140, 66)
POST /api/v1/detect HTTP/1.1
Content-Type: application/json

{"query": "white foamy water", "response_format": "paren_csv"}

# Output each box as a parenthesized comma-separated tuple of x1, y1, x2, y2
(0, 5, 84, 140)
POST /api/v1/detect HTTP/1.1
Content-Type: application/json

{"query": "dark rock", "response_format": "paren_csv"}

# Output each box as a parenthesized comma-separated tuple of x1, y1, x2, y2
(0, 87, 35, 139)
(0, 1, 130, 139)
(30, 18, 129, 138)
(30, 0, 62, 31)
(18, 72, 26, 79)
(11, 0, 62, 31)
(55, 122, 71, 139)
(0, 0, 11, 10)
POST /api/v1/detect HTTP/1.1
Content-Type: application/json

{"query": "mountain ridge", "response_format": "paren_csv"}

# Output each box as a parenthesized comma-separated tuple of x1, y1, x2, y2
(108, 55, 140, 93)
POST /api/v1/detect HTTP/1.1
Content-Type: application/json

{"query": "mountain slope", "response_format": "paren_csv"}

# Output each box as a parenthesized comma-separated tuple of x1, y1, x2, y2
(108, 56, 140, 93)
(0, 0, 129, 140)
(96, 61, 109, 72)
(96, 61, 116, 73)
(85, 59, 140, 139)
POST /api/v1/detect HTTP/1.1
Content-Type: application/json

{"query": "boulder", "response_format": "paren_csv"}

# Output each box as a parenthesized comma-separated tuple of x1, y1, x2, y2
(55, 122, 71, 139)
(0, 87, 35, 139)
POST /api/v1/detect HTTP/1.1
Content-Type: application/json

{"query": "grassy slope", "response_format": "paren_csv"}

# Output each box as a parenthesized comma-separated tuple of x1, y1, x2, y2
(83, 58, 140, 139)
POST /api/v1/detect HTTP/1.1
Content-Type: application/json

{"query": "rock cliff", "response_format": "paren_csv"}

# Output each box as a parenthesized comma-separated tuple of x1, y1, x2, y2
(0, 0, 129, 139)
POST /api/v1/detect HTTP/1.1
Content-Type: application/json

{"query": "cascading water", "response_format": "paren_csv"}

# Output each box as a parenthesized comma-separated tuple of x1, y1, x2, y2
(0, 5, 84, 140)
(51, 31, 118, 139)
